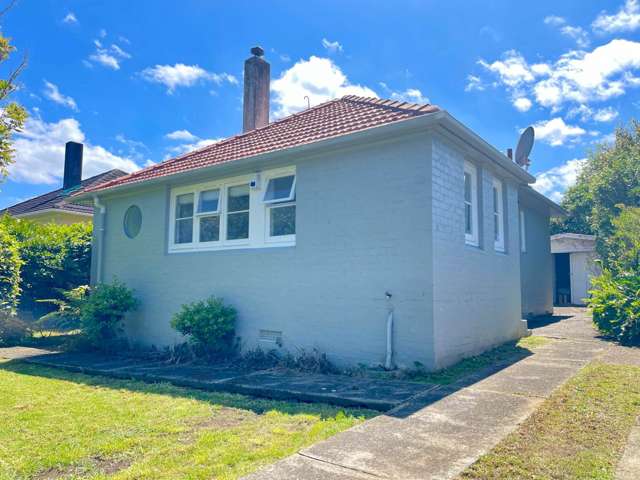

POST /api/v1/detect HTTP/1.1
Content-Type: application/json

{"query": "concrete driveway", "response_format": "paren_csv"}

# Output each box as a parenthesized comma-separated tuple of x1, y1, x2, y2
(245, 308, 633, 480)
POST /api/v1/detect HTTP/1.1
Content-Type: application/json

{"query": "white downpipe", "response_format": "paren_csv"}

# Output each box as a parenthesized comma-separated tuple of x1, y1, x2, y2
(93, 196, 106, 285)
(384, 291, 394, 370)
(385, 310, 394, 370)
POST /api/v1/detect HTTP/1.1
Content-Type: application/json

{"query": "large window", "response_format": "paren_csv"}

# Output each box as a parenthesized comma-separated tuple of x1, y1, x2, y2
(263, 174, 296, 241)
(464, 161, 479, 246)
(169, 167, 296, 252)
(493, 179, 505, 252)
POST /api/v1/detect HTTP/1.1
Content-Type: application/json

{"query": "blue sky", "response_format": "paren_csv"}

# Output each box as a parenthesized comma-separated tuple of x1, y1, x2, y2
(2, 0, 640, 209)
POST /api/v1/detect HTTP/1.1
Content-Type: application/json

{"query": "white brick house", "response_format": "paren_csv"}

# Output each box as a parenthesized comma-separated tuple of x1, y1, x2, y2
(73, 50, 562, 370)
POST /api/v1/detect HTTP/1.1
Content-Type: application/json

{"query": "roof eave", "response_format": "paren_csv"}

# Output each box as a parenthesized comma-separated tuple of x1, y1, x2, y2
(519, 185, 567, 217)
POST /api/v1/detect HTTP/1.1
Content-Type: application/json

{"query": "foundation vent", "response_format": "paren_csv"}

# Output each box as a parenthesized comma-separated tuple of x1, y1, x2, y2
(259, 329, 283, 346)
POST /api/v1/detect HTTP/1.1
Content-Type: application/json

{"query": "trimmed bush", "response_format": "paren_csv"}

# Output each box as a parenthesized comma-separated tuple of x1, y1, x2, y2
(171, 296, 237, 358)
(0, 222, 21, 313)
(79, 281, 139, 350)
(589, 270, 640, 345)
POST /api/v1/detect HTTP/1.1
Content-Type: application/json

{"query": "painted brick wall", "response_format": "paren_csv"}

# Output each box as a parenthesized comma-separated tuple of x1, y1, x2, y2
(97, 132, 435, 368)
(519, 204, 553, 316)
(431, 135, 525, 369)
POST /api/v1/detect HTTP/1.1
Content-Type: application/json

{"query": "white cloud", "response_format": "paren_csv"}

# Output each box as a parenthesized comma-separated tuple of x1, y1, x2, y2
(544, 15, 590, 48)
(478, 50, 538, 87)
(474, 39, 640, 113)
(544, 15, 566, 27)
(99, 28, 107, 38)
(42, 81, 77, 111)
(593, 106, 619, 121)
(593, 0, 640, 33)
(513, 97, 532, 112)
(533, 117, 586, 146)
(87, 39, 131, 70)
(465, 74, 485, 91)
(62, 12, 77, 24)
(165, 138, 221, 158)
(271, 56, 377, 118)
(560, 25, 590, 48)
(165, 129, 198, 141)
(140, 64, 237, 94)
(533, 158, 587, 201)
(321, 38, 343, 53)
(9, 115, 139, 185)
(379, 83, 429, 103)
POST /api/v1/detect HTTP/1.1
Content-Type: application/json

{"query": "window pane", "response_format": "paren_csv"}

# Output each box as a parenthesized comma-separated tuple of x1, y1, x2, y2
(199, 215, 220, 242)
(264, 175, 295, 202)
(494, 213, 499, 240)
(465, 204, 472, 234)
(227, 212, 249, 240)
(198, 189, 219, 213)
(270, 205, 296, 237)
(175, 218, 193, 244)
(228, 185, 250, 212)
(464, 173, 471, 203)
(493, 187, 498, 214)
(176, 193, 194, 219)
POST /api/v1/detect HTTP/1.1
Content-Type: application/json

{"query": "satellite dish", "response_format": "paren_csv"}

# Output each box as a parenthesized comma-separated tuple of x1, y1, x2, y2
(515, 126, 534, 168)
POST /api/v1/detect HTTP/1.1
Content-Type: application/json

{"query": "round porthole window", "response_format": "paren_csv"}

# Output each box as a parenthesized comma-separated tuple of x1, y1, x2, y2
(123, 205, 142, 239)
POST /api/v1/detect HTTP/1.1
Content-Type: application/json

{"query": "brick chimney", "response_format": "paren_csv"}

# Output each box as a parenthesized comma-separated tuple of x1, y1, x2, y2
(243, 46, 270, 132)
(63, 141, 83, 190)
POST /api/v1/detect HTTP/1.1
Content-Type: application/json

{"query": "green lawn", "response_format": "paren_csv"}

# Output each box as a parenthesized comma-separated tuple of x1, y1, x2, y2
(0, 360, 375, 480)
(461, 362, 640, 479)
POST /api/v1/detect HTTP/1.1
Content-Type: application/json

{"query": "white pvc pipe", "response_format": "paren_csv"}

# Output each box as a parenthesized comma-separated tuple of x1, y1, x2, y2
(93, 196, 106, 285)
(385, 310, 394, 370)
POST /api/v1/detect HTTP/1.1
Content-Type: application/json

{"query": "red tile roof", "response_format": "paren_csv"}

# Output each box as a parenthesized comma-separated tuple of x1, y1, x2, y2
(79, 95, 440, 195)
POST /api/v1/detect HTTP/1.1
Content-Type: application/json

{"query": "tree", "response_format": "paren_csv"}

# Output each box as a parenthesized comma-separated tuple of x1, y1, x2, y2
(0, 1, 27, 181)
(552, 120, 640, 265)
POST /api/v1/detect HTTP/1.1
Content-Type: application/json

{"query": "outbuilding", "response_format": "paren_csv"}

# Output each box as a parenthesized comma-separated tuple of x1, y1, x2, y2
(551, 233, 601, 306)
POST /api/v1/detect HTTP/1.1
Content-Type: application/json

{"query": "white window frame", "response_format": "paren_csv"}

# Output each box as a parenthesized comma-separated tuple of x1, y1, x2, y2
(464, 161, 479, 247)
(263, 169, 296, 244)
(493, 178, 505, 252)
(520, 209, 527, 253)
(168, 167, 296, 253)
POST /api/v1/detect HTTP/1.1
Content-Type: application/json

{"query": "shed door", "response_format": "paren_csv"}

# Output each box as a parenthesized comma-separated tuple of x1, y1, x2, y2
(570, 253, 589, 306)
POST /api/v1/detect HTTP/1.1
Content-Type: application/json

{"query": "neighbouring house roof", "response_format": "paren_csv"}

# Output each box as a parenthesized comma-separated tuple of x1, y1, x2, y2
(1, 169, 128, 218)
(76, 96, 441, 196)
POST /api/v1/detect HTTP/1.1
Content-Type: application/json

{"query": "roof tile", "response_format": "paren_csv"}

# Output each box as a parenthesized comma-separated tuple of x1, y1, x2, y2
(79, 95, 439, 195)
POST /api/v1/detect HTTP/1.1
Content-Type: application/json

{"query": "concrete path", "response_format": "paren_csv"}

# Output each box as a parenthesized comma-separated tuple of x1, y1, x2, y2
(0, 347, 432, 412)
(244, 308, 623, 480)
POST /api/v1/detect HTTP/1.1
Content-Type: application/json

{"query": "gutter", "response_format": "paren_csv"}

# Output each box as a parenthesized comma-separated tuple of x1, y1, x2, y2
(71, 111, 535, 203)
(92, 196, 106, 285)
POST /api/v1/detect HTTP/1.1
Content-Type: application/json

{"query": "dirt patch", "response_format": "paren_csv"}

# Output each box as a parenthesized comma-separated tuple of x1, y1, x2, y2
(180, 407, 258, 443)
(33, 455, 132, 479)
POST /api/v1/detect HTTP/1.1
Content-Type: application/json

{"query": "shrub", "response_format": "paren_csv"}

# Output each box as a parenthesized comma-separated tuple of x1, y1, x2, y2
(0, 223, 21, 314)
(589, 270, 640, 345)
(0, 311, 29, 346)
(37, 285, 90, 332)
(170, 296, 237, 359)
(0, 216, 91, 319)
(79, 280, 138, 350)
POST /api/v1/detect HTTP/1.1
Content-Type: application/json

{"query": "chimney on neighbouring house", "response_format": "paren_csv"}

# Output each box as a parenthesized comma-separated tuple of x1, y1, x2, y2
(507, 148, 513, 160)
(243, 46, 270, 133)
(63, 141, 83, 190)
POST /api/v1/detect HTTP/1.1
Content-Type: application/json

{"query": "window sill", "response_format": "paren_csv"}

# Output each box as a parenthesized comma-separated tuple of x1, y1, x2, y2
(168, 240, 295, 254)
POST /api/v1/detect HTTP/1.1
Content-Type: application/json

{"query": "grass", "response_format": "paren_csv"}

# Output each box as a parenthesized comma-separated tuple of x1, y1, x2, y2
(461, 362, 640, 480)
(0, 359, 375, 480)
(392, 335, 552, 385)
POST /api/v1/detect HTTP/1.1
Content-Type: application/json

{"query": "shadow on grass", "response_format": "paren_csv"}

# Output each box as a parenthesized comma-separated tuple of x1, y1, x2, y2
(0, 359, 377, 420)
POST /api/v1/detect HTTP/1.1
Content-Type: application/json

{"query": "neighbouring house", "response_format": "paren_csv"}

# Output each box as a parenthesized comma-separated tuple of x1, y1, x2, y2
(1, 141, 128, 224)
(551, 233, 601, 306)
(72, 47, 563, 370)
